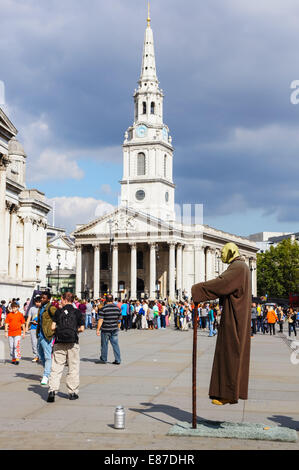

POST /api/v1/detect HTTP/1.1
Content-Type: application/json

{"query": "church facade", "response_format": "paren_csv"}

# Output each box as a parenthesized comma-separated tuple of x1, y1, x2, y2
(0, 107, 50, 302)
(73, 14, 258, 301)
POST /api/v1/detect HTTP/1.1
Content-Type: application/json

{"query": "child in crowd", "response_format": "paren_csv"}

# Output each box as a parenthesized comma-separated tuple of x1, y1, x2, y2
(5, 302, 26, 364)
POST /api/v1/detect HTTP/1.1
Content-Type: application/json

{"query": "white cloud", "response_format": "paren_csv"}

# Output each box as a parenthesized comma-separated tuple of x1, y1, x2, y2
(28, 149, 84, 182)
(47, 196, 115, 233)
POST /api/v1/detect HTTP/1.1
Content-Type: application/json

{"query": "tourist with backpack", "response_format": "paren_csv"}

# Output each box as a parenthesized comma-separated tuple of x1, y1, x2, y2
(47, 292, 85, 403)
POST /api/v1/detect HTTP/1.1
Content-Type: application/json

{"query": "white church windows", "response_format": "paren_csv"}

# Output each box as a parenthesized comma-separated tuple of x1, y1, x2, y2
(137, 153, 146, 175)
(150, 102, 155, 114)
(165, 192, 169, 203)
(135, 189, 145, 201)
(142, 102, 147, 114)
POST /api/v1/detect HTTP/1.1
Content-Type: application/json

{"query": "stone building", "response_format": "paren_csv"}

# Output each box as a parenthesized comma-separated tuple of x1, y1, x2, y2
(0, 107, 50, 303)
(47, 226, 76, 294)
(73, 13, 258, 301)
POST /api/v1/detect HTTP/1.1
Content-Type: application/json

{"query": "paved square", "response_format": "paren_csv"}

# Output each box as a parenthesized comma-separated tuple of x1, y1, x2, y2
(0, 326, 298, 450)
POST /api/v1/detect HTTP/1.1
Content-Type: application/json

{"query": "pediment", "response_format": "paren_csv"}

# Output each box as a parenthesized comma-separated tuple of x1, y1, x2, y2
(0, 108, 17, 140)
(48, 235, 74, 250)
(74, 206, 176, 237)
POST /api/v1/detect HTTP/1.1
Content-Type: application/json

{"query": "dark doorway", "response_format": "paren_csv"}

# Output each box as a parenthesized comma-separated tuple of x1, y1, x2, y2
(137, 278, 145, 297)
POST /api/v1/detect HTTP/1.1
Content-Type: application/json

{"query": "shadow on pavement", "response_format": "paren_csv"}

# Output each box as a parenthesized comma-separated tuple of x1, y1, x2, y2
(130, 402, 197, 426)
(15, 373, 41, 382)
(268, 415, 299, 430)
(28, 384, 48, 400)
(81, 358, 99, 363)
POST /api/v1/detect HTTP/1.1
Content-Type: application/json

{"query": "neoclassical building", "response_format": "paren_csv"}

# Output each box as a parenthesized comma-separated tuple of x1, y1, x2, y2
(73, 13, 258, 301)
(0, 107, 51, 302)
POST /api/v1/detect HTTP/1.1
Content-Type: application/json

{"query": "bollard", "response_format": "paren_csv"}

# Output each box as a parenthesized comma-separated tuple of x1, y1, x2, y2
(114, 406, 125, 429)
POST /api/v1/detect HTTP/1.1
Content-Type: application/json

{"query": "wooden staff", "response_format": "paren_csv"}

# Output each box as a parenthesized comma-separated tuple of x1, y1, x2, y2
(192, 301, 199, 429)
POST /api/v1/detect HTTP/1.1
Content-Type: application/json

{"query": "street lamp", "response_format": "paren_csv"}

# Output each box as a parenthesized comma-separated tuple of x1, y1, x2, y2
(57, 252, 61, 295)
(46, 264, 52, 289)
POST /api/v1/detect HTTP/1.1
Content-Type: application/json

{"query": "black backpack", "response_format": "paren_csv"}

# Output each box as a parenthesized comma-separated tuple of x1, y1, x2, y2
(55, 305, 79, 343)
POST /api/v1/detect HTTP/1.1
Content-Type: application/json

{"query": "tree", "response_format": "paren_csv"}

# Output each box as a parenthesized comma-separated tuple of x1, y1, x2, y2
(257, 238, 299, 299)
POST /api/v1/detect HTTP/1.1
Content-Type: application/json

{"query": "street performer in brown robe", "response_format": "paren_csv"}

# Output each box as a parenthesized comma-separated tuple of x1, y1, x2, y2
(191, 242, 251, 406)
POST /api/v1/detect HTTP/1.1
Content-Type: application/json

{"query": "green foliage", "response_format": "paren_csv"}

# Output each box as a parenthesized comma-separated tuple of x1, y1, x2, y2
(257, 239, 299, 299)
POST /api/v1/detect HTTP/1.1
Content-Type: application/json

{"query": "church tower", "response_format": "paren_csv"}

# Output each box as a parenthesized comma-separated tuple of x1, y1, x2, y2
(120, 4, 175, 221)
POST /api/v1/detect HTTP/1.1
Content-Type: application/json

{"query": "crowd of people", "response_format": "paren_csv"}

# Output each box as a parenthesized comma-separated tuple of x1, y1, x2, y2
(251, 303, 299, 337)
(1, 296, 299, 339)
(1, 290, 299, 403)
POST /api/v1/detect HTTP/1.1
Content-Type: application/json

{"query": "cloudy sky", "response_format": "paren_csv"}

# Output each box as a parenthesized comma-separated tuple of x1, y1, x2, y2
(1, 0, 299, 236)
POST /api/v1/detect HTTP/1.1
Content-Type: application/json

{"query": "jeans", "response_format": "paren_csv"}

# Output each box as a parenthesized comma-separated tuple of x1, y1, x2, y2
(161, 315, 166, 328)
(101, 330, 121, 363)
(288, 323, 297, 337)
(157, 316, 161, 329)
(37, 336, 53, 377)
(209, 321, 217, 336)
(85, 314, 92, 329)
(269, 323, 276, 335)
(251, 318, 257, 335)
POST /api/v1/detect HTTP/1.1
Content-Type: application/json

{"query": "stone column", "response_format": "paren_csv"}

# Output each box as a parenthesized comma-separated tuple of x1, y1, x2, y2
(112, 243, 119, 299)
(40, 222, 48, 288)
(194, 244, 205, 284)
(75, 245, 82, 298)
(250, 258, 257, 297)
(205, 247, 215, 281)
(149, 242, 156, 300)
(169, 242, 176, 300)
(130, 242, 137, 300)
(0, 154, 9, 276)
(8, 204, 18, 279)
(176, 244, 183, 299)
(93, 244, 100, 299)
(23, 216, 35, 281)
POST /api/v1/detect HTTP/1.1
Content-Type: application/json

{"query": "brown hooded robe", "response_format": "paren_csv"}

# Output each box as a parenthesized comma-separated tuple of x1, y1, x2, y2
(191, 257, 251, 402)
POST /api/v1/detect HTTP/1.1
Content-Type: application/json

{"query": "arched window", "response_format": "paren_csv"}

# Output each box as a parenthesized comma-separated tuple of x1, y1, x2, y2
(164, 155, 167, 178)
(137, 153, 146, 176)
(142, 102, 147, 114)
(151, 102, 155, 114)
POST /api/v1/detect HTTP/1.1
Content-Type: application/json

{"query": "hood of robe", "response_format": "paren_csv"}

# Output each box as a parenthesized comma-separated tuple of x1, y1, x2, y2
(221, 243, 240, 264)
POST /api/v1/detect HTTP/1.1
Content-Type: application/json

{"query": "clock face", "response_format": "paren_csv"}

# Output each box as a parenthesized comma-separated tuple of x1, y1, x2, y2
(162, 127, 168, 140)
(136, 125, 147, 138)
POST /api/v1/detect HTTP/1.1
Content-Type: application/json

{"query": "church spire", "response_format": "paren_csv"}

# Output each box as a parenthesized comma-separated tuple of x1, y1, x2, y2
(139, 2, 158, 85)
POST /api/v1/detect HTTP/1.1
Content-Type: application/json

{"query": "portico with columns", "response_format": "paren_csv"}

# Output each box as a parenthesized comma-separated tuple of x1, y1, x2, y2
(0, 107, 51, 304)
(73, 10, 258, 300)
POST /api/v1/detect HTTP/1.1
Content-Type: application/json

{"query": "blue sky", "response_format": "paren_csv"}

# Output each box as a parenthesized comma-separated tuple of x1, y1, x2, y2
(2, 0, 299, 235)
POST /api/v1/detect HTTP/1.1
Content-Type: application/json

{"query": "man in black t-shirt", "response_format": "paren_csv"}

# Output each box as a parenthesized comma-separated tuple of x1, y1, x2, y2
(47, 292, 84, 403)
(96, 295, 122, 364)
